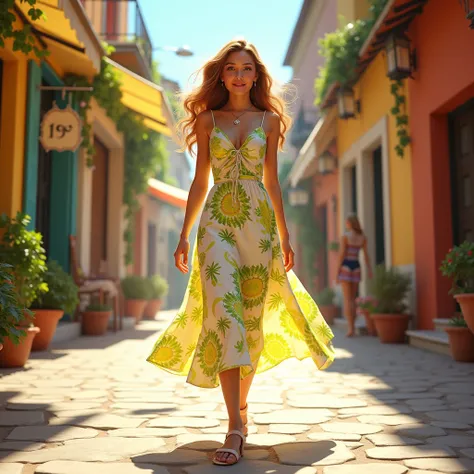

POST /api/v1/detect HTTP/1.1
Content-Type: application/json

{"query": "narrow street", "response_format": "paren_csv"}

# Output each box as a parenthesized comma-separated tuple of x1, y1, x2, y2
(1, 311, 474, 473)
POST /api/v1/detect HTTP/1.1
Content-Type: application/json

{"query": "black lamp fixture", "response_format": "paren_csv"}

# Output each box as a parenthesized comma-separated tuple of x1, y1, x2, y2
(385, 33, 417, 80)
(318, 151, 337, 175)
(337, 86, 361, 120)
(459, 0, 474, 28)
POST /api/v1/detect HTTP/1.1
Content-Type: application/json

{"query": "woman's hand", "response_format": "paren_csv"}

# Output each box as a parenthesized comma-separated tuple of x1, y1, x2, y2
(174, 237, 190, 274)
(280, 237, 295, 272)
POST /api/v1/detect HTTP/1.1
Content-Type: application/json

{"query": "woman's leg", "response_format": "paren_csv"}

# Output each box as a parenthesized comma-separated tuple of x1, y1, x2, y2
(214, 368, 245, 464)
(341, 281, 355, 337)
(351, 282, 359, 333)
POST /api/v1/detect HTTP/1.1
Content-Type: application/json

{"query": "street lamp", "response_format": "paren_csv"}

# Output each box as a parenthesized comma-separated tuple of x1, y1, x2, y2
(288, 187, 309, 206)
(318, 151, 337, 175)
(459, 0, 474, 28)
(337, 86, 361, 120)
(154, 45, 194, 57)
(385, 33, 416, 80)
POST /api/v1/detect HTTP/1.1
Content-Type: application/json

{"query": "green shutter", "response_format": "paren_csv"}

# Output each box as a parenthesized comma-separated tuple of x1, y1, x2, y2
(23, 60, 42, 227)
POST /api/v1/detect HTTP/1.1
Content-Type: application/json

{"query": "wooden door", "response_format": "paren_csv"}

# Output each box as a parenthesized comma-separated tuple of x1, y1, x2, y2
(90, 137, 109, 275)
(451, 104, 474, 243)
(373, 146, 385, 265)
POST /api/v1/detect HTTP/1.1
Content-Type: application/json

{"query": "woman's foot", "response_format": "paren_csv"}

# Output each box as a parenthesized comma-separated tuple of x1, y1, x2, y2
(213, 423, 245, 465)
(346, 329, 355, 337)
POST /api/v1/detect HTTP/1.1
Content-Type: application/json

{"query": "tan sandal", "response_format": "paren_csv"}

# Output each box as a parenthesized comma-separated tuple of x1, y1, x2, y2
(240, 404, 248, 436)
(212, 429, 245, 466)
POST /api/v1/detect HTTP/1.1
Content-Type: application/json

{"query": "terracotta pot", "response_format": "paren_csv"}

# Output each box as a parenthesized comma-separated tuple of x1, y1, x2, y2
(143, 299, 162, 320)
(81, 311, 112, 336)
(318, 305, 337, 325)
(454, 293, 474, 334)
(445, 326, 474, 362)
(0, 326, 40, 368)
(372, 313, 410, 344)
(360, 310, 377, 336)
(30, 309, 64, 351)
(0, 343, 3, 351)
(125, 299, 147, 323)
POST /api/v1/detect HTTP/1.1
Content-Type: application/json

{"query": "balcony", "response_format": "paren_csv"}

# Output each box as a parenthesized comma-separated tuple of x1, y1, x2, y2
(82, 0, 153, 79)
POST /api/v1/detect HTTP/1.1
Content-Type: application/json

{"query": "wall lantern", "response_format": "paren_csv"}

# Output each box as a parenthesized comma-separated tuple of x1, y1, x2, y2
(337, 87, 361, 120)
(288, 187, 309, 206)
(385, 33, 417, 80)
(318, 151, 337, 175)
(459, 0, 474, 28)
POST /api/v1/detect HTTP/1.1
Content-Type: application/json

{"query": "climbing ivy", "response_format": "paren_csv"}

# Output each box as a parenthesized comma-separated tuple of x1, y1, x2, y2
(390, 80, 411, 158)
(0, 0, 48, 58)
(64, 50, 169, 266)
(315, 0, 390, 104)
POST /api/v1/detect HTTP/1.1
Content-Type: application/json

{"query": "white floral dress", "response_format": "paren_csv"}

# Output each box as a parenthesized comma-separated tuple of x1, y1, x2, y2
(147, 110, 335, 388)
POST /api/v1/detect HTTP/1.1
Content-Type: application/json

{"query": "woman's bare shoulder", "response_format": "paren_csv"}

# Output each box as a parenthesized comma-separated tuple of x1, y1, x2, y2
(196, 110, 214, 134)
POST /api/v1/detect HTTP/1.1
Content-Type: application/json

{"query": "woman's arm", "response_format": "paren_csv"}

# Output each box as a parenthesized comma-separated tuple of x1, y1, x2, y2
(174, 111, 212, 273)
(336, 235, 347, 282)
(263, 113, 294, 272)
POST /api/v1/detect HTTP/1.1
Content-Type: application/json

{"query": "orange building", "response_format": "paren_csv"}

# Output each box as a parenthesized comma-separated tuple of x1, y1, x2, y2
(361, 0, 474, 330)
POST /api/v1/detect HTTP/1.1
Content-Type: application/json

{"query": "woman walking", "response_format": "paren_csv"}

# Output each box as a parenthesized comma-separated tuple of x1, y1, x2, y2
(336, 215, 373, 337)
(147, 39, 335, 466)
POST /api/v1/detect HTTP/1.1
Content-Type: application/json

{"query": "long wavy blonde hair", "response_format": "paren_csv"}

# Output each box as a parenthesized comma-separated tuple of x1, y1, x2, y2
(177, 39, 293, 156)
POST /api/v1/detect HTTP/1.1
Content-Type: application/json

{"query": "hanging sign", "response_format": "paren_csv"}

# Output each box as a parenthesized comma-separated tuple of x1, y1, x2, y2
(39, 102, 83, 152)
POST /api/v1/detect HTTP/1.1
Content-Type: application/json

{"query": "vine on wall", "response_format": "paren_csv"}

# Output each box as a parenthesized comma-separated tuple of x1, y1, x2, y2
(390, 79, 411, 158)
(65, 51, 169, 265)
(0, 0, 48, 58)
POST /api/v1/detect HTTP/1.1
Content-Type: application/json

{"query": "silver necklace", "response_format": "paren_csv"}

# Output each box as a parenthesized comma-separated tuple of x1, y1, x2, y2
(230, 107, 252, 125)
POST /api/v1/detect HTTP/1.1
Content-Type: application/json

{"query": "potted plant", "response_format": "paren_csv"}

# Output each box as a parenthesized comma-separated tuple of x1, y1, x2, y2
(0, 264, 27, 354)
(440, 241, 474, 334)
(0, 213, 47, 367)
(368, 265, 412, 344)
(121, 275, 152, 323)
(316, 287, 337, 325)
(81, 300, 113, 336)
(444, 316, 474, 362)
(355, 295, 378, 336)
(30, 260, 79, 351)
(143, 274, 169, 320)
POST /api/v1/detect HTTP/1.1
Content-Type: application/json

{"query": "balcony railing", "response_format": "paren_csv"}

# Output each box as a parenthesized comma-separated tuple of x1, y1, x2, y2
(82, 0, 153, 69)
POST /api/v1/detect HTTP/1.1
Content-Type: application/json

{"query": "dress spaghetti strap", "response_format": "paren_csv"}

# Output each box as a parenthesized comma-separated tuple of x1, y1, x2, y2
(261, 110, 266, 127)
(210, 110, 216, 127)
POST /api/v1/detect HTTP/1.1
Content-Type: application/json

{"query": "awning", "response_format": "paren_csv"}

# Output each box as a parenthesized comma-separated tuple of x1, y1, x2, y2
(287, 118, 323, 187)
(15, 0, 103, 78)
(107, 58, 172, 137)
(358, 0, 428, 74)
(148, 178, 188, 209)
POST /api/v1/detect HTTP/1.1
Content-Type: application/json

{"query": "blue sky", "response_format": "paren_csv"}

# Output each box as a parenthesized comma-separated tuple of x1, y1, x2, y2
(141, 0, 304, 91)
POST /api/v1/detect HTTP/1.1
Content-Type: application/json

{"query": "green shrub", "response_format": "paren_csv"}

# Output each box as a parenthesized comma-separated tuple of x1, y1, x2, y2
(85, 302, 113, 312)
(149, 275, 169, 299)
(0, 212, 47, 308)
(31, 260, 79, 314)
(0, 264, 27, 344)
(316, 287, 335, 306)
(448, 316, 468, 327)
(121, 275, 152, 300)
(368, 265, 412, 314)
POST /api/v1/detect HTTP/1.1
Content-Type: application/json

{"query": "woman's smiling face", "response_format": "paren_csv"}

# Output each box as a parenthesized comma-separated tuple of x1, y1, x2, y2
(221, 50, 258, 96)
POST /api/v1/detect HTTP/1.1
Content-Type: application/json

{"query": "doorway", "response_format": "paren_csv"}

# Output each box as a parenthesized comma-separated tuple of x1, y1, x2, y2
(350, 165, 357, 214)
(90, 137, 109, 275)
(450, 101, 474, 244)
(373, 145, 385, 265)
(36, 82, 55, 256)
(320, 204, 329, 289)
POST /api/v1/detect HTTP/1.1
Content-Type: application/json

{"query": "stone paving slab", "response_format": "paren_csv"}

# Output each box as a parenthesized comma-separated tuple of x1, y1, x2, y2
(2, 321, 474, 472)
(35, 461, 170, 473)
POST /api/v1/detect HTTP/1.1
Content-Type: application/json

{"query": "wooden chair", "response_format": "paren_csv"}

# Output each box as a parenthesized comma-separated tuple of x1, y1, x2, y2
(69, 235, 123, 331)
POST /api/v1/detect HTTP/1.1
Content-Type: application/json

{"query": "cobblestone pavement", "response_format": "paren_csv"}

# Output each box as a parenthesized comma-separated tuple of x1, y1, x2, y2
(1, 310, 474, 474)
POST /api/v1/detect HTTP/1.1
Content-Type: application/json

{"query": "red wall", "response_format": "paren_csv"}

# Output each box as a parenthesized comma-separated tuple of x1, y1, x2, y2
(408, 0, 474, 328)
